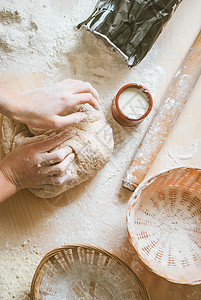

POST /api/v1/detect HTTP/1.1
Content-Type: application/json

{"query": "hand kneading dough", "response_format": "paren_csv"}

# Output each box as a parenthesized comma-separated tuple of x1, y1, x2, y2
(1, 104, 114, 198)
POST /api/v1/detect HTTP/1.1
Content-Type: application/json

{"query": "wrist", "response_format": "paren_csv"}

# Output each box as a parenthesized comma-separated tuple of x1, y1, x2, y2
(0, 167, 18, 203)
(0, 84, 22, 121)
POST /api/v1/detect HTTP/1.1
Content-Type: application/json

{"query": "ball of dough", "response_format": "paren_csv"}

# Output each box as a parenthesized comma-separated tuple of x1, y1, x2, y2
(1, 104, 114, 198)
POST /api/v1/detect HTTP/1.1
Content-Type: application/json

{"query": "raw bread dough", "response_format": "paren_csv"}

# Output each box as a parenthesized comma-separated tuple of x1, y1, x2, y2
(1, 104, 114, 198)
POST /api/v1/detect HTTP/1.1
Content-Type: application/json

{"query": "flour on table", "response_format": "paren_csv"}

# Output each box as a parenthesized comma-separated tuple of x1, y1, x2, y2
(0, 0, 166, 93)
(0, 245, 42, 300)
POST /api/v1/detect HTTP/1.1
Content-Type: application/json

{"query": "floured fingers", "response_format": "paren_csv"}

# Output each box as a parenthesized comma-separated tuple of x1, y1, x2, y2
(43, 153, 75, 175)
(44, 170, 73, 186)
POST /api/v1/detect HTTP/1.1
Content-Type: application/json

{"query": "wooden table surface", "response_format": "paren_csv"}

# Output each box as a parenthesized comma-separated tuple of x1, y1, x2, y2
(0, 0, 201, 299)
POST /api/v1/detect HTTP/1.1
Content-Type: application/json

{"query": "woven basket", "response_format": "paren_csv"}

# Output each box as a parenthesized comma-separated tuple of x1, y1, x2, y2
(127, 167, 201, 284)
(30, 244, 149, 299)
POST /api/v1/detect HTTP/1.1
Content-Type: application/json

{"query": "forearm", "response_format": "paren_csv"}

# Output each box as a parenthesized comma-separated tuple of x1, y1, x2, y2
(0, 168, 17, 203)
(0, 84, 21, 121)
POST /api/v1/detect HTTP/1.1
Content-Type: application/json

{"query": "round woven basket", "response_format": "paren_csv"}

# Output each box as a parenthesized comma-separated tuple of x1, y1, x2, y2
(127, 167, 201, 284)
(30, 244, 149, 299)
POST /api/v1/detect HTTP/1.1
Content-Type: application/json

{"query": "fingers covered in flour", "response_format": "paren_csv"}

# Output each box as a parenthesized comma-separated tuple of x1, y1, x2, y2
(42, 146, 73, 165)
(44, 170, 73, 186)
(0, 126, 76, 193)
(43, 153, 75, 175)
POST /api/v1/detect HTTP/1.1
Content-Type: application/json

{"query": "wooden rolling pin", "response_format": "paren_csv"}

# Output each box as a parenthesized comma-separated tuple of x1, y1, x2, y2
(123, 30, 201, 191)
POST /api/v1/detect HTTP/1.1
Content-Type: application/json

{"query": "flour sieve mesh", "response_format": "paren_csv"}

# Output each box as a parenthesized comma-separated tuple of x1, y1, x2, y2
(30, 245, 149, 299)
(127, 167, 201, 284)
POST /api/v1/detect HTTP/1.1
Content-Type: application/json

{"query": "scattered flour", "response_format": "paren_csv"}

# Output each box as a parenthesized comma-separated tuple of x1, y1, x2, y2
(0, 0, 167, 91)
(169, 139, 199, 161)
(0, 244, 42, 300)
(167, 139, 200, 167)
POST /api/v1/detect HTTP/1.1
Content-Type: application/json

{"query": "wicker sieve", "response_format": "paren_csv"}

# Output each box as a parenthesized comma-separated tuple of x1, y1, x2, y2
(127, 167, 201, 284)
(30, 244, 149, 299)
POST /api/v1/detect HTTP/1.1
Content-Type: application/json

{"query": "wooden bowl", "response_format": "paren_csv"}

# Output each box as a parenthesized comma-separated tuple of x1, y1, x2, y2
(30, 244, 149, 299)
(127, 167, 201, 284)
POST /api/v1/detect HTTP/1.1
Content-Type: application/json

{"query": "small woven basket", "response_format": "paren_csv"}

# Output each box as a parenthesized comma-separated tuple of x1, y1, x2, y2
(30, 244, 149, 299)
(127, 167, 201, 284)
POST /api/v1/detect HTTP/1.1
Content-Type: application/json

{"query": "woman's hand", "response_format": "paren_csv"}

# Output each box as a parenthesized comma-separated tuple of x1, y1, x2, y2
(0, 129, 76, 196)
(0, 79, 100, 130)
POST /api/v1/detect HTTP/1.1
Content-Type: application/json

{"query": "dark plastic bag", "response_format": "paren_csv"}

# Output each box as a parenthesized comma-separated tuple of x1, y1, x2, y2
(78, 0, 182, 67)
